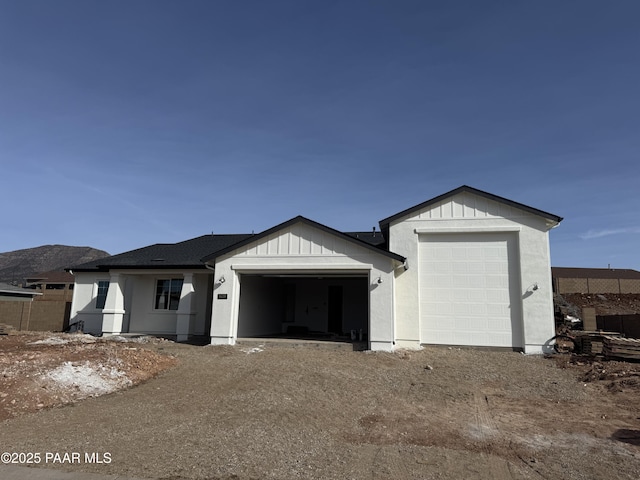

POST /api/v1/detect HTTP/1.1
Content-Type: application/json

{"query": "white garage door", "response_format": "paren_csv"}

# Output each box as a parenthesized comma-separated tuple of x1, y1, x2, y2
(419, 233, 522, 348)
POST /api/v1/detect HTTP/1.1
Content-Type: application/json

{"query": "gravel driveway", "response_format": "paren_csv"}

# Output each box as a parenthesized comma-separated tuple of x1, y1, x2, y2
(1, 340, 639, 480)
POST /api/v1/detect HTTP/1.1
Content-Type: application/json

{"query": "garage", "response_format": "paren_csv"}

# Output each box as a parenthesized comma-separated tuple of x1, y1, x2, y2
(419, 232, 523, 348)
(236, 274, 369, 341)
(207, 216, 403, 351)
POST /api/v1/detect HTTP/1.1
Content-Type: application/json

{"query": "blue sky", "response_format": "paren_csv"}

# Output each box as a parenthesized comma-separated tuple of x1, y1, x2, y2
(1, 0, 638, 269)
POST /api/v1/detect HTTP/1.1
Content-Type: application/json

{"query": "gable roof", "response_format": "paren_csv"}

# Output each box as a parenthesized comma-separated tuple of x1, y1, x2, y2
(201, 216, 405, 263)
(552, 267, 640, 280)
(379, 185, 564, 227)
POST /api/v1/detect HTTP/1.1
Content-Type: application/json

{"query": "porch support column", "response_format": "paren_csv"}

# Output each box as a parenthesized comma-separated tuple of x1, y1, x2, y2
(176, 273, 195, 342)
(102, 273, 126, 336)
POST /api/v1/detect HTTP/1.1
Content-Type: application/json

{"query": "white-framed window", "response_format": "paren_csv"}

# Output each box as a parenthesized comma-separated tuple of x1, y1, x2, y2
(154, 278, 183, 310)
(95, 280, 110, 309)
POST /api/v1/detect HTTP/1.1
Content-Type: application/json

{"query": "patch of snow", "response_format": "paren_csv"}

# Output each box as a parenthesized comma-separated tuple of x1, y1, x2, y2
(29, 334, 97, 345)
(43, 361, 131, 396)
(107, 335, 155, 344)
(30, 337, 69, 345)
(241, 345, 265, 354)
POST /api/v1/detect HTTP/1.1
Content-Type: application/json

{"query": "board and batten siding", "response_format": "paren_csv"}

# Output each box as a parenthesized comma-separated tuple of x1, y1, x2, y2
(209, 221, 398, 351)
(237, 223, 368, 257)
(404, 191, 538, 221)
(388, 191, 556, 353)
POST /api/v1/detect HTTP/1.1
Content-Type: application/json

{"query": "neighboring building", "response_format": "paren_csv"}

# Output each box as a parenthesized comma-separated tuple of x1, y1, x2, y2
(68, 186, 562, 353)
(23, 270, 75, 331)
(0, 282, 41, 329)
(552, 267, 640, 295)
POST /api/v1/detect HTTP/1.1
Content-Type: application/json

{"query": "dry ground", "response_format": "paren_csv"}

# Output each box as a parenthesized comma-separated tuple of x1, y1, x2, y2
(559, 293, 640, 316)
(1, 333, 639, 480)
(0, 331, 176, 421)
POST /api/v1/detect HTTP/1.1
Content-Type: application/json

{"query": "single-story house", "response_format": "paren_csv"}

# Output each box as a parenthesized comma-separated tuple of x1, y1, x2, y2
(68, 186, 562, 353)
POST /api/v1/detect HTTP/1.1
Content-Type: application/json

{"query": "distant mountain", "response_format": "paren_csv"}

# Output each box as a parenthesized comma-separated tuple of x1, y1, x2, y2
(0, 245, 110, 284)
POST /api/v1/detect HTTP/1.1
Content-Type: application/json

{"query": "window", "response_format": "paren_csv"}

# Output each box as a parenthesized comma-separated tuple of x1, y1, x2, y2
(155, 279, 183, 310)
(95, 280, 109, 309)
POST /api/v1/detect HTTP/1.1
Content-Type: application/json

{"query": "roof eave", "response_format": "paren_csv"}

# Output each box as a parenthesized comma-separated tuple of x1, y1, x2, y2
(69, 264, 209, 272)
(0, 290, 42, 297)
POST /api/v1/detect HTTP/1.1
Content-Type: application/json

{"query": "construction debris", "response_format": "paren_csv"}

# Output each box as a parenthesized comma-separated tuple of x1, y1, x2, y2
(603, 336, 640, 362)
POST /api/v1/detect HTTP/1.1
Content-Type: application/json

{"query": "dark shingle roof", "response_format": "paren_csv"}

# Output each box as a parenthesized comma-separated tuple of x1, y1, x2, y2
(70, 222, 398, 272)
(69, 234, 253, 271)
(552, 267, 640, 280)
(346, 231, 386, 247)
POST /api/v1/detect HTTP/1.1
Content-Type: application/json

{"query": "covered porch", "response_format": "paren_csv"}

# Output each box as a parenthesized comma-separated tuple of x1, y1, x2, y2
(86, 270, 214, 341)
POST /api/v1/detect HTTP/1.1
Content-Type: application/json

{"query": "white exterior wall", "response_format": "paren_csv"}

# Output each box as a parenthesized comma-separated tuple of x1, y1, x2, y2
(128, 274, 177, 334)
(388, 191, 557, 353)
(69, 272, 110, 334)
(69, 270, 213, 337)
(209, 222, 397, 351)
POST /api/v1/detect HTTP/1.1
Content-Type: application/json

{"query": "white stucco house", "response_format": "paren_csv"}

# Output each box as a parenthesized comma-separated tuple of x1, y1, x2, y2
(68, 186, 562, 353)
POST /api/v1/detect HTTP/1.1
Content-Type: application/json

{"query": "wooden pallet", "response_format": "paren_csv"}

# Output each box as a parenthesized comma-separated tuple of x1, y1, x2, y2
(574, 331, 620, 355)
(603, 336, 640, 361)
(578, 337, 603, 355)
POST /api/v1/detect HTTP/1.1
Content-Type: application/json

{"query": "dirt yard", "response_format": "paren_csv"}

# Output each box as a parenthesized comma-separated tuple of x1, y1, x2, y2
(1, 332, 639, 480)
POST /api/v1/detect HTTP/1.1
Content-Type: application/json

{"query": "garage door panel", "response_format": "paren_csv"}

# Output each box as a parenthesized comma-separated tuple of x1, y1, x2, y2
(466, 247, 484, 259)
(467, 289, 487, 302)
(452, 263, 469, 274)
(467, 263, 486, 274)
(486, 289, 508, 302)
(452, 303, 472, 316)
(485, 276, 507, 288)
(425, 320, 513, 347)
(433, 302, 454, 315)
(484, 262, 505, 274)
(431, 262, 453, 274)
(422, 289, 454, 302)
(419, 233, 522, 348)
